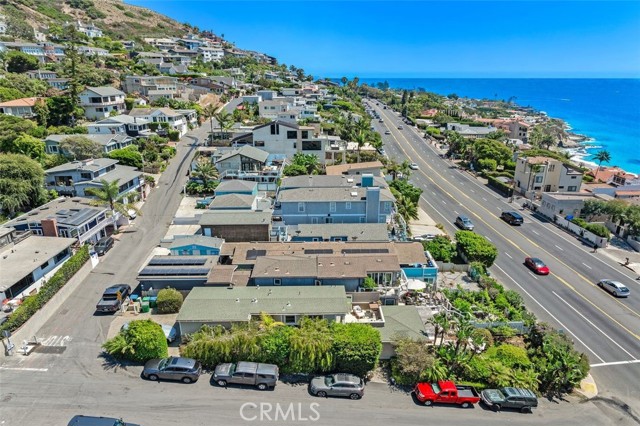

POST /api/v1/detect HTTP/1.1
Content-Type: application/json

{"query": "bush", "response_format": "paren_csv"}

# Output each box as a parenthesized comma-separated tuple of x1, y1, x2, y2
(455, 231, 498, 267)
(156, 288, 183, 314)
(486, 175, 513, 197)
(331, 323, 381, 378)
(423, 236, 456, 262)
(168, 129, 180, 141)
(391, 338, 441, 385)
(570, 217, 588, 228)
(484, 344, 531, 369)
(477, 158, 497, 172)
(103, 319, 168, 362)
(585, 223, 610, 239)
(1, 246, 90, 333)
(362, 277, 376, 290)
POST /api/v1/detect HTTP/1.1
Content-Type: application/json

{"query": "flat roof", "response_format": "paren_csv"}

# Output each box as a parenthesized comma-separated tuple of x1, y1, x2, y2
(215, 180, 258, 193)
(277, 186, 395, 202)
(45, 158, 119, 174)
(209, 194, 256, 209)
(177, 286, 351, 323)
(290, 223, 389, 241)
(280, 174, 387, 190)
(325, 161, 383, 176)
(199, 210, 272, 226)
(0, 236, 76, 291)
(168, 235, 224, 250)
(4, 197, 107, 228)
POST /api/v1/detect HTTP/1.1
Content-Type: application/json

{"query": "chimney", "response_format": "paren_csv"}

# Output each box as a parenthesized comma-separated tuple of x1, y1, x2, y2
(41, 218, 59, 237)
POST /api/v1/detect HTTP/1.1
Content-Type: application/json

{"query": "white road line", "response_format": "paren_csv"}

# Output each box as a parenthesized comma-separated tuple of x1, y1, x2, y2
(0, 367, 49, 372)
(582, 262, 593, 270)
(590, 359, 640, 367)
(528, 272, 539, 280)
(504, 252, 513, 259)
(555, 245, 564, 251)
(485, 236, 492, 242)
(442, 200, 447, 205)
(453, 210, 459, 215)
(459, 182, 465, 186)
(470, 189, 475, 193)
(552, 290, 637, 360)
(532, 230, 540, 236)
(482, 197, 488, 201)
(493, 264, 605, 364)
(431, 191, 436, 196)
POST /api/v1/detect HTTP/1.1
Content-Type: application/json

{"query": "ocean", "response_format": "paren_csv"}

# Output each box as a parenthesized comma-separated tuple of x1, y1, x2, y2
(354, 78, 640, 174)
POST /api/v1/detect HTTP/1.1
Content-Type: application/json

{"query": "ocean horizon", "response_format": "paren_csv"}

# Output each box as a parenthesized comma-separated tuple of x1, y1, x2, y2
(345, 78, 640, 175)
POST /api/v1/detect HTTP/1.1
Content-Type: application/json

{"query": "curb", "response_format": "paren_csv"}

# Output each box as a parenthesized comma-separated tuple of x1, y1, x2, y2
(576, 373, 598, 399)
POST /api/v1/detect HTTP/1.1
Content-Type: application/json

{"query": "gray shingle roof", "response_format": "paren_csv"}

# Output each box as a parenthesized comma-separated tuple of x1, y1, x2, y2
(278, 187, 395, 202)
(45, 134, 133, 147)
(377, 305, 427, 343)
(169, 235, 224, 250)
(291, 223, 389, 241)
(280, 174, 388, 189)
(177, 286, 351, 323)
(215, 145, 269, 164)
(199, 210, 272, 226)
(45, 158, 119, 174)
(215, 180, 258, 193)
(209, 194, 256, 209)
(83, 86, 125, 97)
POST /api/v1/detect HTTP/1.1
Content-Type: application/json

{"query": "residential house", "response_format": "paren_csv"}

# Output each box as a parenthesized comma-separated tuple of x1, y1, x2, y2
(279, 174, 388, 191)
(445, 123, 496, 139)
(199, 210, 272, 242)
(0, 41, 65, 63)
(26, 69, 58, 80)
(209, 194, 259, 211)
(0, 15, 6, 35)
(259, 100, 290, 120)
(45, 134, 134, 155)
(289, 223, 390, 242)
(44, 158, 143, 198)
(177, 35, 207, 51)
(538, 192, 600, 221)
(4, 197, 110, 245)
(87, 114, 151, 137)
(176, 286, 351, 334)
(325, 161, 384, 177)
(0, 97, 42, 119)
(376, 305, 428, 359)
(281, 87, 301, 97)
(169, 235, 224, 256)
(587, 167, 640, 187)
(242, 95, 262, 104)
(77, 46, 110, 57)
(198, 46, 224, 62)
(0, 227, 76, 302)
(214, 146, 284, 191)
(159, 63, 190, 75)
(122, 40, 136, 50)
(137, 255, 217, 290)
(128, 108, 190, 136)
(514, 156, 583, 197)
(78, 86, 126, 120)
(143, 37, 179, 51)
(123, 75, 178, 100)
(256, 90, 277, 101)
(75, 20, 103, 38)
(508, 121, 530, 142)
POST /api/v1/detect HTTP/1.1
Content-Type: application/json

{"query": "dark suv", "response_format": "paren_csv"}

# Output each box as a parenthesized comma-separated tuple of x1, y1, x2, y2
(142, 356, 202, 384)
(480, 387, 538, 412)
(214, 361, 279, 390)
(94, 236, 114, 256)
(501, 211, 524, 225)
(95, 284, 131, 313)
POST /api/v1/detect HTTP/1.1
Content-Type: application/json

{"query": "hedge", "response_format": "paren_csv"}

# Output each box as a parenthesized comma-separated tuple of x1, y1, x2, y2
(103, 319, 168, 362)
(1, 245, 90, 333)
(156, 288, 183, 314)
(585, 223, 610, 239)
(486, 175, 513, 197)
(455, 230, 498, 267)
(168, 129, 180, 141)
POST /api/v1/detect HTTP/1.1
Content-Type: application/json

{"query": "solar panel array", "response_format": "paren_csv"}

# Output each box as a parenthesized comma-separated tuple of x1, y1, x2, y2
(341, 248, 389, 254)
(304, 249, 334, 255)
(139, 266, 210, 276)
(148, 257, 207, 266)
(246, 249, 267, 260)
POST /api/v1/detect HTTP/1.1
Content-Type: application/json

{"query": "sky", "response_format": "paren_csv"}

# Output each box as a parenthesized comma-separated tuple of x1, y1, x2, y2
(126, 1, 640, 78)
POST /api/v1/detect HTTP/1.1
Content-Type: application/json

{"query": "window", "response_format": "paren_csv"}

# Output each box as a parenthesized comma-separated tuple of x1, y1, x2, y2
(330, 202, 336, 212)
(270, 123, 279, 135)
(535, 176, 543, 183)
(285, 315, 296, 324)
(286, 130, 297, 139)
(549, 164, 555, 172)
(302, 140, 321, 151)
(298, 202, 305, 212)
(40, 260, 50, 270)
(359, 217, 366, 223)
(301, 131, 309, 139)
(325, 217, 333, 224)
(80, 172, 92, 180)
(274, 278, 282, 285)
(568, 186, 577, 192)
(345, 201, 351, 210)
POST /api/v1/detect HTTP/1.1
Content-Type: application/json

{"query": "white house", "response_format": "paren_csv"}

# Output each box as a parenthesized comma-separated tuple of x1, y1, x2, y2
(128, 108, 190, 136)
(198, 47, 224, 62)
(259, 100, 290, 120)
(78, 87, 126, 120)
(75, 20, 103, 38)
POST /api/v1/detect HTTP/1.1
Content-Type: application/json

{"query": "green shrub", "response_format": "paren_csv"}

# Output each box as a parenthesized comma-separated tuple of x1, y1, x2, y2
(156, 288, 183, 314)
(570, 217, 588, 228)
(423, 236, 456, 262)
(103, 319, 168, 362)
(148, 122, 159, 131)
(362, 276, 376, 290)
(168, 129, 180, 141)
(477, 158, 497, 172)
(455, 230, 498, 267)
(391, 338, 442, 385)
(331, 323, 381, 378)
(485, 344, 531, 369)
(1, 246, 90, 333)
(585, 223, 610, 239)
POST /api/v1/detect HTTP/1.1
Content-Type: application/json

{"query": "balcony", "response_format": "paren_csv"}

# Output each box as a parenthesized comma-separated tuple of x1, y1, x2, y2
(81, 98, 125, 107)
(344, 303, 385, 325)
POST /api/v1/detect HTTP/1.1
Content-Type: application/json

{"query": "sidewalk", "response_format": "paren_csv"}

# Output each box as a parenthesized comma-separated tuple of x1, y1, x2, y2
(600, 236, 640, 277)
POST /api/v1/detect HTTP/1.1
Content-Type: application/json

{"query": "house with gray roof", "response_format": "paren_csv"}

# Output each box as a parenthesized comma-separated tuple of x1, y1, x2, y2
(289, 223, 389, 242)
(44, 158, 143, 199)
(209, 194, 257, 210)
(78, 86, 126, 120)
(136, 255, 217, 290)
(214, 146, 285, 191)
(44, 133, 134, 155)
(445, 123, 497, 139)
(87, 114, 151, 138)
(373, 305, 428, 359)
(279, 174, 388, 190)
(214, 180, 258, 196)
(4, 197, 109, 245)
(129, 107, 193, 136)
(176, 286, 351, 333)
(199, 210, 272, 242)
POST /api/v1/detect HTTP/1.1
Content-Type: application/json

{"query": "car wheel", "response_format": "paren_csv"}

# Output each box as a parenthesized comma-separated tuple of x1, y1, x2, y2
(613, 291, 618, 297)
(257, 383, 267, 391)
(316, 391, 327, 398)
(217, 379, 227, 387)
(597, 282, 603, 288)
(349, 393, 361, 400)
(461, 402, 470, 408)
(148, 374, 158, 381)
(493, 404, 501, 412)
(182, 377, 193, 384)
(423, 400, 433, 406)
(521, 406, 531, 413)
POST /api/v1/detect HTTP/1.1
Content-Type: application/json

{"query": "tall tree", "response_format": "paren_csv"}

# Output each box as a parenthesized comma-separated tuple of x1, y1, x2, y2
(593, 150, 611, 182)
(5, 51, 39, 73)
(202, 104, 218, 143)
(59, 135, 103, 160)
(0, 153, 46, 217)
(192, 162, 219, 189)
(85, 179, 140, 231)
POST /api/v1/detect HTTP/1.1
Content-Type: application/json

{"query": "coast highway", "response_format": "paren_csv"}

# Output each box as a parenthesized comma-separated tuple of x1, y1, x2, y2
(366, 100, 640, 414)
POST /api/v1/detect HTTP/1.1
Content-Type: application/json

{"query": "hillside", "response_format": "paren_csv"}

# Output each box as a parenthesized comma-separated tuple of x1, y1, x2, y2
(1, 0, 192, 42)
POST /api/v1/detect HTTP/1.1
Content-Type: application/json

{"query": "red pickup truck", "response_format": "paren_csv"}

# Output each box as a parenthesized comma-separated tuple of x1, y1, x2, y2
(414, 381, 480, 408)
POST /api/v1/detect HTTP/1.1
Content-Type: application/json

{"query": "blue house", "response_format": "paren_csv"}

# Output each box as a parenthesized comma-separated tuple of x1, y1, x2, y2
(169, 235, 224, 256)
(214, 180, 258, 196)
(45, 158, 143, 199)
(4, 197, 110, 245)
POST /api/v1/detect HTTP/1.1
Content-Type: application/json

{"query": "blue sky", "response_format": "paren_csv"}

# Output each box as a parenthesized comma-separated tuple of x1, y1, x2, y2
(126, 1, 640, 78)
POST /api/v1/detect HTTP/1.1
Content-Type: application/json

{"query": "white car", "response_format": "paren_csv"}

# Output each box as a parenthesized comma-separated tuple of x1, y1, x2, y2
(409, 163, 419, 170)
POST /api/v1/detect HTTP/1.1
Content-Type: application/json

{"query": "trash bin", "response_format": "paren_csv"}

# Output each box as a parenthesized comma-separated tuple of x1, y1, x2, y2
(140, 302, 150, 313)
(149, 297, 157, 308)
(142, 296, 150, 304)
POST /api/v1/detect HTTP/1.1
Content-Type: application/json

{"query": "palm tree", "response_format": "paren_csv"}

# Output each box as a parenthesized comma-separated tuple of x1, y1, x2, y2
(385, 160, 401, 180)
(395, 193, 419, 223)
(192, 162, 219, 190)
(525, 162, 543, 198)
(214, 109, 233, 140)
(202, 104, 218, 144)
(85, 179, 140, 231)
(593, 150, 611, 182)
(354, 129, 368, 163)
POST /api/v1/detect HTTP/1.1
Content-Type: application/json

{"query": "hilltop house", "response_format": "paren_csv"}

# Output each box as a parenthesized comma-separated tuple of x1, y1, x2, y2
(45, 134, 134, 155)
(128, 108, 196, 136)
(123, 75, 179, 100)
(0, 97, 43, 119)
(87, 115, 151, 137)
(78, 87, 126, 120)
(74, 20, 103, 38)
(198, 46, 224, 62)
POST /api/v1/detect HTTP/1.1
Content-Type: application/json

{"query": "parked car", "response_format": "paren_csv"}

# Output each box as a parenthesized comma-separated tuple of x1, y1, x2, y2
(121, 321, 177, 343)
(94, 236, 114, 256)
(67, 416, 139, 426)
(501, 211, 524, 225)
(455, 215, 474, 231)
(142, 356, 201, 383)
(480, 387, 538, 412)
(377, 148, 386, 156)
(398, 125, 404, 130)
(414, 381, 480, 408)
(309, 373, 364, 400)
(378, 119, 384, 123)
(597, 279, 630, 297)
(411, 234, 436, 242)
(524, 257, 550, 275)
(95, 284, 131, 314)
(384, 130, 391, 135)
(127, 209, 137, 220)
(213, 361, 279, 390)
(409, 163, 419, 170)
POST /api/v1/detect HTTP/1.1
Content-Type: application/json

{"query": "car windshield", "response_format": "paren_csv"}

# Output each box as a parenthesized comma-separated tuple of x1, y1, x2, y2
(620, 286, 629, 292)
(324, 376, 335, 386)
(157, 358, 169, 369)
(532, 259, 545, 266)
(431, 382, 441, 393)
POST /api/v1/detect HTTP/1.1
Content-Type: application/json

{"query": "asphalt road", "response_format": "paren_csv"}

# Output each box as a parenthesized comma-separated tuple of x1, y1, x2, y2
(366, 100, 640, 419)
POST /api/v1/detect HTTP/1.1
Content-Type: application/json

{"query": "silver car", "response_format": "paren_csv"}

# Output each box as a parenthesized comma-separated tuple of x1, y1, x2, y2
(142, 356, 201, 383)
(309, 373, 364, 400)
(597, 279, 630, 297)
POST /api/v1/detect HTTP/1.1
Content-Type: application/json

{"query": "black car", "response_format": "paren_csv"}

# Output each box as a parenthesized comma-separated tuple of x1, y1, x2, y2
(94, 236, 114, 256)
(67, 416, 140, 426)
(96, 284, 132, 313)
(480, 387, 538, 412)
(501, 211, 524, 225)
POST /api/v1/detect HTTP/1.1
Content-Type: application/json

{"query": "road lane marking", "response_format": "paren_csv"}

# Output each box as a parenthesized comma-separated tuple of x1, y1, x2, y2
(482, 197, 487, 201)
(555, 245, 564, 251)
(582, 263, 592, 270)
(494, 264, 605, 363)
(590, 359, 640, 367)
(0, 367, 49, 372)
(453, 210, 459, 215)
(528, 272, 539, 280)
(532, 230, 540, 236)
(504, 252, 513, 259)
(442, 200, 447, 205)
(485, 236, 492, 242)
(552, 291, 637, 360)
(470, 189, 475, 193)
